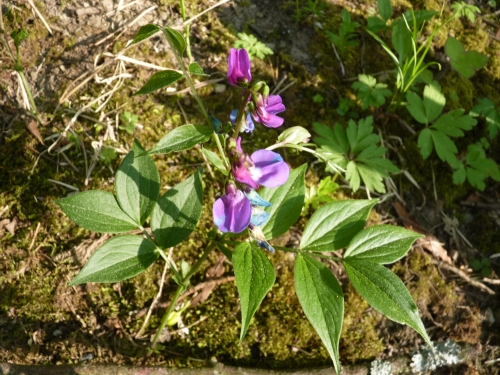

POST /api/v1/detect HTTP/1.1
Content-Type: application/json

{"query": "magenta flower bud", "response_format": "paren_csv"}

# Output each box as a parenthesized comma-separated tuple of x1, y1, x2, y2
(227, 48, 252, 87)
(213, 182, 251, 233)
(251, 94, 286, 128)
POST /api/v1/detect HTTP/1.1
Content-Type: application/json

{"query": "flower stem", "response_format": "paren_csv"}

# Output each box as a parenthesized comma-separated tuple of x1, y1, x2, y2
(231, 93, 250, 138)
(149, 241, 216, 351)
(161, 27, 229, 170)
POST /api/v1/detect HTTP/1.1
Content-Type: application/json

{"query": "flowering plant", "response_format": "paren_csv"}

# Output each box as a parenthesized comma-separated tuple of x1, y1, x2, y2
(55, 24, 430, 373)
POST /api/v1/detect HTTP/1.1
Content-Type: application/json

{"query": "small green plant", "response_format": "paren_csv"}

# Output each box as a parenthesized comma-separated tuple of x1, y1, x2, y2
(119, 111, 139, 134)
(313, 93, 324, 104)
(469, 257, 492, 277)
(303, 176, 338, 214)
(352, 74, 392, 109)
(444, 37, 488, 78)
(451, 142, 500, 190)
(234, 33, 273, 60)
(451, 1, 481, 23)
(313, 116, 399, 194)
(293, 0, 325, 21)
(100, 146, 118, 165)
(326, 9, 360, 53)
(470, 98, 500, 138)
(336, 97, 358, 118)
(406, 82, 477, 164)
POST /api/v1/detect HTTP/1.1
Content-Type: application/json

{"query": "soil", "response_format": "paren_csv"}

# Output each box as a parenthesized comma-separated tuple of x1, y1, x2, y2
(1, 0, 500, 373)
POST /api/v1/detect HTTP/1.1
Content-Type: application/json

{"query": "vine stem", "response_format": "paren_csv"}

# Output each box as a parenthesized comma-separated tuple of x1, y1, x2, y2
(161, 27, 229, 170)
(149, 241, 216, 351)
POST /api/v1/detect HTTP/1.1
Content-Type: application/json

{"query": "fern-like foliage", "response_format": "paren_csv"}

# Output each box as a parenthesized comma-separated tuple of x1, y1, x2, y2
(234, 33, 273, 60)
(313, 116, 399, 193)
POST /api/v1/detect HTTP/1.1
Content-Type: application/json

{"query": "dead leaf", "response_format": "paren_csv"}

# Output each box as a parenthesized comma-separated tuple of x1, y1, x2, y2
(5, 218, 17, 235)
(417, 235, 453, 264)
(393, 202, 428, 235)
(26, 119, 44, 145)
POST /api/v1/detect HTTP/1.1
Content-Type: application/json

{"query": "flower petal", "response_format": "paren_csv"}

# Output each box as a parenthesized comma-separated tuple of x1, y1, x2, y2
(250, 150, 290, 187)
(213, 190, 251, 233)
(245, 189, 271, 207)
(266, 95, 286, 114)
(251, 207, 270, 226)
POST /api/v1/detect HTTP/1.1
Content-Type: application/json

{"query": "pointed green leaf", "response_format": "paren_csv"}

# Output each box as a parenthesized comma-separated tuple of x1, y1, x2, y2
(131, 24, 160, 45)
(406, 91, 427, 124)
(344, 259, 430, 345)
(344, 225, 423, 264)
(148, 124, 213, 155)
(233, 242, 275, 341)
(134, 70, 183, 96)
(151, 169, 203, 249)
(188, 62, 209, 77)
(115, 139, 160, 225)
(300, 200, 378, 252)
(346, 160, 361, 191)
(295, 254, 343, 374)
(392, 18, 412, 63)
(259, 164, 306, 240)
(417, 128, 433, 159)
(165, 26, 186, 56)
(69, 235, 159, 285)
(430, 130, 457, 163)
(201, 148, 228, 175)
(378, 0, 393, 22)
(57, 191, 137, 233)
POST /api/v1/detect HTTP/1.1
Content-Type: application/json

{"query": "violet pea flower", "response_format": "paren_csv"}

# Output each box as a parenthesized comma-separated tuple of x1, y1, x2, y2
(251, 94, 286, 128)
(213, 182, 251, 233)
(232, 139, 289, 189)
(230, 109, 255, 133)
(227, 48, 252, 87)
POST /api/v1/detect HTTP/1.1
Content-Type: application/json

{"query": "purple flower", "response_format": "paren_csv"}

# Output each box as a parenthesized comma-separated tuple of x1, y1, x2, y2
(230, 110, 255, 133)
(213, 182, 251, 233)
(227, 48, 252, 87)
(251, 94, 286, 128)
(232, 138, 289, 189)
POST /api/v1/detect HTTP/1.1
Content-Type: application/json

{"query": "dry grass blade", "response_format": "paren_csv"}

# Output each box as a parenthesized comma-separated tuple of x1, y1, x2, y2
(26, 0, 52, 35)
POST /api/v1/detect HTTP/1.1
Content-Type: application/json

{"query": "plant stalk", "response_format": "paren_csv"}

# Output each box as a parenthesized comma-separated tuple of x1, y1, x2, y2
(149, 241, 216, 351)
(161, 27, 229, 170)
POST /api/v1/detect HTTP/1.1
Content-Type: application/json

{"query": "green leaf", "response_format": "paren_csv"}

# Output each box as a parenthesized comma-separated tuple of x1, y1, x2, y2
(148, 124, 213, 155)
(11, 29, 29, 46)
(366, 16, 387, 33)
(346, 160, 361, 192)
(417, 128, 433, 159)
(344, 259, 430, 345)
(277, 126, 311, 145)
(430, 129, 458, 163)
(188, 62, 209, 77)
(423, 83, 445, 122)
(151, 169, 203, 249)
(391, 18, 412, 63)
(131, 24, 160, 45)
(233, 242, 275, 341)
(295, 254, 344, 373)
(134, 70, 183, 96)
(352, 75, 392, 109)
(165, 26, 186, 56)
(69, 235, 159, 285)
(201, 148, 228, 175)
(259, 165, 306, 240)
(115, 139, 160, 225)
(406, 91, 426, 124)
(445, 37, 488, 78)
(300, 199, 378, 252)
(344, 225, 423, 264)
(432, 109, 477, 137)
(378, 0, 393, 22)
(57, 191, 137, 233)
